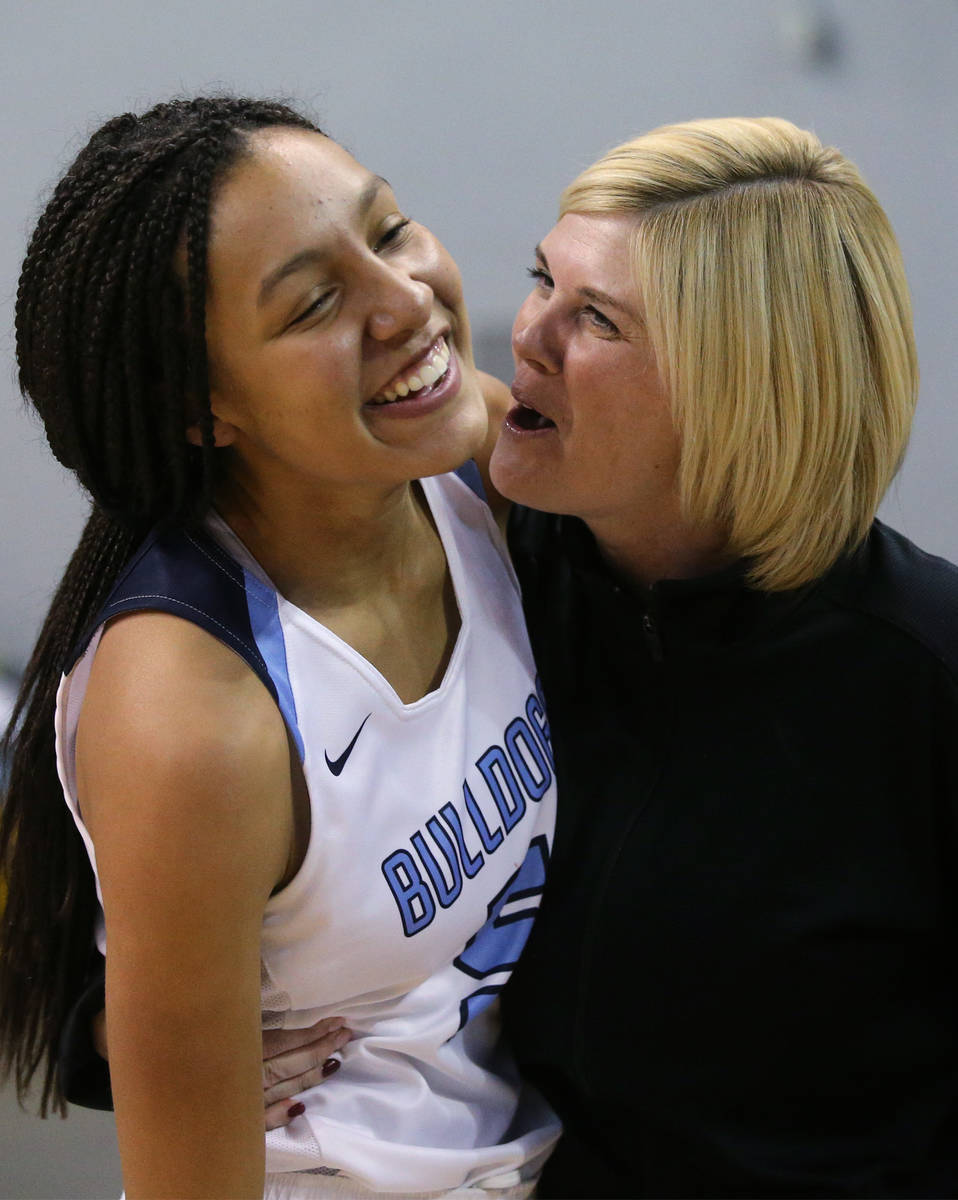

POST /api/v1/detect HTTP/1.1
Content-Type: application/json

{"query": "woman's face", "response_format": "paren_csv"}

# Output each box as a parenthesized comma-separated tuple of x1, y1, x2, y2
(201, 128, 485, 500)
(490, 212, 680, 535)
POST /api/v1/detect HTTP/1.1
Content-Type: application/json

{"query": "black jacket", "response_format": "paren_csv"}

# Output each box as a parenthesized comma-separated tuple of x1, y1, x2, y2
(503, 510, 958, 1198)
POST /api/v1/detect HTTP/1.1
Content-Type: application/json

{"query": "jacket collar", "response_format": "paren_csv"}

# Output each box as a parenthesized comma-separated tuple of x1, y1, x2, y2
(557, 514, 861, 654)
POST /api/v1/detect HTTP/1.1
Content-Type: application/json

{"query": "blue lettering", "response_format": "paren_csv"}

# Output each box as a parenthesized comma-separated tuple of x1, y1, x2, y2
(526, 683, 553, 768)
(505, 716, 552, 800)
(412, 819, 463, 908)
(477, 746, 526, 833)
(439, 802, 484, 879)
(382, 689, 554, 937)
(454, 834, 551, 1029)
(381, 850, 436, 936)
(463, 781, 504, 854)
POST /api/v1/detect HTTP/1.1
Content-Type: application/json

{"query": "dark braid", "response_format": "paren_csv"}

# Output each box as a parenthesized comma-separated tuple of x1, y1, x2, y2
(0, 96, 322, 1116)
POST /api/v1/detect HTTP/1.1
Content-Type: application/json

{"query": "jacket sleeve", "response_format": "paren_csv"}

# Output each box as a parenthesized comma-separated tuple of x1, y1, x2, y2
(58, 958, 113, 1110)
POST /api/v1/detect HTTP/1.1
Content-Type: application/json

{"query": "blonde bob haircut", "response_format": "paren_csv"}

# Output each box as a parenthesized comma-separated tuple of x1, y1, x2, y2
(561, 117, 918, 591)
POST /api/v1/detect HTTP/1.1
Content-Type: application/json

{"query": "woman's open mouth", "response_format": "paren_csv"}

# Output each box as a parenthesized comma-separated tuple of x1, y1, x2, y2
(505, 400, 556, 433)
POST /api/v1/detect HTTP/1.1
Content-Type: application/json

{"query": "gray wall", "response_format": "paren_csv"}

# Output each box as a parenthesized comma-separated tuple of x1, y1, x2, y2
(1, 1, 955, 1196)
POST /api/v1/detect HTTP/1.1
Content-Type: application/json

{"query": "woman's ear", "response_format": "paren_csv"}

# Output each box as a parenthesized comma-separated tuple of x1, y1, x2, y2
(185, 415, 238, 447)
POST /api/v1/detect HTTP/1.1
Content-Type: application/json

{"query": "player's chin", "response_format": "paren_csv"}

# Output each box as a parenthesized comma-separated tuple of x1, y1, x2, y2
(436, 415, 489, 477)
(431, 376, 489, 470)
(385, 406, 486, 485)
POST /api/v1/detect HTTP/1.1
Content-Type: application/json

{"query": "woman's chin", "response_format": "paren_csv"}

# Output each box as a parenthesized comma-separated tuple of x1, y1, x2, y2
(489, 435, 557, 511)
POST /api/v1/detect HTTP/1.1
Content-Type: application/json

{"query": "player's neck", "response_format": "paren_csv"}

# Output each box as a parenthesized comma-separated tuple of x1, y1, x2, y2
(214, 475, 445, 615)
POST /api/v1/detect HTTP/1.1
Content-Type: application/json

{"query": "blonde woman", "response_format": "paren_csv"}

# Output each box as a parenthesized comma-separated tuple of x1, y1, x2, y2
(497, 118, 956, 1198)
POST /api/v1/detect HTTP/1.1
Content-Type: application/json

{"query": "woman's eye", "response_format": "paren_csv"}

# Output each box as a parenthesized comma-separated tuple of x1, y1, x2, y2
(375, 218, 412, 252)
(526, 265, 553, 289)
(585, 306, 620, 336)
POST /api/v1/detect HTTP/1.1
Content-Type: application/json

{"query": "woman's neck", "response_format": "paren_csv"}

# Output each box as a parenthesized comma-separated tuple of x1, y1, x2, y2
(586, 507, 732, 590)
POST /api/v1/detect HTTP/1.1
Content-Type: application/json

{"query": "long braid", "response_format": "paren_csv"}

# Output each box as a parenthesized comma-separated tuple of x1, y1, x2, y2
(0, 96, 322, 1115)
(0, 510, 139, 1113)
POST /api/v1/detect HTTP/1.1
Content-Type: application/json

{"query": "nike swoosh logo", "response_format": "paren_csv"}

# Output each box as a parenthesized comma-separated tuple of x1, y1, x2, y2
(324, 714, 372, 776)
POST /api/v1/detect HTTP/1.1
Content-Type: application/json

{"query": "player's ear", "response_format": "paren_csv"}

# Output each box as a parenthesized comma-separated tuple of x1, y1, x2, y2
(185, 415, 238, 447)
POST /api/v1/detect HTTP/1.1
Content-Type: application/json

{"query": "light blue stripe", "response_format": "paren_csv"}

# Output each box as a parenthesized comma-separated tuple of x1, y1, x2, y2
(242, 567, 305, 763)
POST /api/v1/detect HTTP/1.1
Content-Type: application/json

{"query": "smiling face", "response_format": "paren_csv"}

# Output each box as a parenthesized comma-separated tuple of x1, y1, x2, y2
(200, 128, 485, 506)
(490, 212, 682, 544)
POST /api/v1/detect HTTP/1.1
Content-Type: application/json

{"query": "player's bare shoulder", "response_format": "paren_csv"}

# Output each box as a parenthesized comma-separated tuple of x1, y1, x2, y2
(75, 610, 291, 866)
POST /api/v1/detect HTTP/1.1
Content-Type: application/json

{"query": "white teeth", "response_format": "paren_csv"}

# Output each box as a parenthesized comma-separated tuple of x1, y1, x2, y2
(372, 336, 451, 403)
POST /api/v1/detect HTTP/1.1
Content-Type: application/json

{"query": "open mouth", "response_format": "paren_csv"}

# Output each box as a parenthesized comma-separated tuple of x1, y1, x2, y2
(508, 401, 556, 432)
(369, 336, 451, 406)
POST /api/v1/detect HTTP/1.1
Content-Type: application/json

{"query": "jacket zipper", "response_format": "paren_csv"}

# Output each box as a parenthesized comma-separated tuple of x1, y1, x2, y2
(642, 609, 664, 662)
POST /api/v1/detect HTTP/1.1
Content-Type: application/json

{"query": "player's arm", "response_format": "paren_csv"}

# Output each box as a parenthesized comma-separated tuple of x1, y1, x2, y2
(475, 370, 513, 535)
(77, 612, 293, 1199)
(60, 971, 351, 1131)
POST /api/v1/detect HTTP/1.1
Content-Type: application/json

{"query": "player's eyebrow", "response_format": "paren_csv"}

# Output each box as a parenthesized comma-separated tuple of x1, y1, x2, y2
(258, 175, 391, 306)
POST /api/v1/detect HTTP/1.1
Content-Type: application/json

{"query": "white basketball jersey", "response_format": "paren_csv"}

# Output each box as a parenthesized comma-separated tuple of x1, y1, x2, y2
(56, 470, 560, 1193)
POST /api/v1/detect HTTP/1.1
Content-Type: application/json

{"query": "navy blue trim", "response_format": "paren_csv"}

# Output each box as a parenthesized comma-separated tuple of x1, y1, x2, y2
(454, 460, 486, 502)
(67, 525, 278, 705)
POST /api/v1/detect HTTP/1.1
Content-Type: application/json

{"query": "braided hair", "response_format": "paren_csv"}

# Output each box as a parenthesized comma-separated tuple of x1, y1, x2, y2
(0, 96, 322, 1115)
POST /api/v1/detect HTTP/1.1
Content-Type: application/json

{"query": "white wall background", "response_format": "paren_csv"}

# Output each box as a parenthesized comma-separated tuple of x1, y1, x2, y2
(1, 1, 955, 1196)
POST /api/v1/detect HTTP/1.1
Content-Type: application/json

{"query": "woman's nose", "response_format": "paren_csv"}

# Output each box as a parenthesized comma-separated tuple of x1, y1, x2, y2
(512, 295, 559, 373)
(366, 266, 433, 342)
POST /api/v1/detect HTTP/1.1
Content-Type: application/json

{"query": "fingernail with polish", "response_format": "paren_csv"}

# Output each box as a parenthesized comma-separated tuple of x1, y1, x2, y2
(287, 1102, 305, 1119)
(322, 1057, 341, 1078)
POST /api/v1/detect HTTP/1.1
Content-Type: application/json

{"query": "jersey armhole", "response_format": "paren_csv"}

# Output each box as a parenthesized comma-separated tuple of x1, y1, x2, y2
(454, 460, 487, 502)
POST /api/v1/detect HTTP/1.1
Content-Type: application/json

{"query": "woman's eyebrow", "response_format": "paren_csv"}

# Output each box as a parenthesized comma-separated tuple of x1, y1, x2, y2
(258, 175, 392, 306)
(579, 284, 638, 321)
(535, 243, 639, 321)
